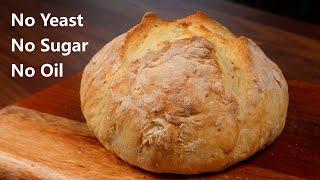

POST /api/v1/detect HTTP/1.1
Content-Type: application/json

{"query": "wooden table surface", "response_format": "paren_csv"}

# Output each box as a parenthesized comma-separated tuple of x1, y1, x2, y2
(0, 73, 315, 179)
(1, 0, 320, 179)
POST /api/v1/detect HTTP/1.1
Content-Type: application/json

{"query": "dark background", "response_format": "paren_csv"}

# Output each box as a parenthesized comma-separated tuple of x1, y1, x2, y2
(1, 0, 319, 108)
(230, 0, 320, 25)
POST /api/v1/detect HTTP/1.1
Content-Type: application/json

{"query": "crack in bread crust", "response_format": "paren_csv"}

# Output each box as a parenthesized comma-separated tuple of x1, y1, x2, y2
(127, 37, 239, 153)
(80, 12, 288, 174)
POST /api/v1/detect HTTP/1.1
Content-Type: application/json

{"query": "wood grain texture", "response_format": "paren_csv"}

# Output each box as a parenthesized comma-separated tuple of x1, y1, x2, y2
(0, 106, 302, 179)
(15, 73, 320, 179)
(1, 0, 320, 107)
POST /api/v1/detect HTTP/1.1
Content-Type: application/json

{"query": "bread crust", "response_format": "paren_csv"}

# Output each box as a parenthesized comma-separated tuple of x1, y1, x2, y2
(80, 12, 288, 174)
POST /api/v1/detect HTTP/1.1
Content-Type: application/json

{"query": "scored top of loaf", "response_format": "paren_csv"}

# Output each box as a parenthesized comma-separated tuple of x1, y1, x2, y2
(122, 11, 235, 61)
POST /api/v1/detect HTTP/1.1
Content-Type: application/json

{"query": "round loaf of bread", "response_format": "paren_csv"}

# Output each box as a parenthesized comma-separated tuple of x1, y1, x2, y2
(80, 12, 288, 174)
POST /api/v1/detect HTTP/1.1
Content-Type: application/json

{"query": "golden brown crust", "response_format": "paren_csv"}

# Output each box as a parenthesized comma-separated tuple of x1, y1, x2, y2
(80, 12, 288, 174)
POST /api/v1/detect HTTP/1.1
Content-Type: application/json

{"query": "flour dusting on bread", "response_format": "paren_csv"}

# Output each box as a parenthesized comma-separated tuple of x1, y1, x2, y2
(80, 12, 288, 174)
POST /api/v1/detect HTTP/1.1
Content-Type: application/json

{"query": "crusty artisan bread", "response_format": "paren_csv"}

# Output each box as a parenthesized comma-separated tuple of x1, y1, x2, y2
(80, 12, 288, 174)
